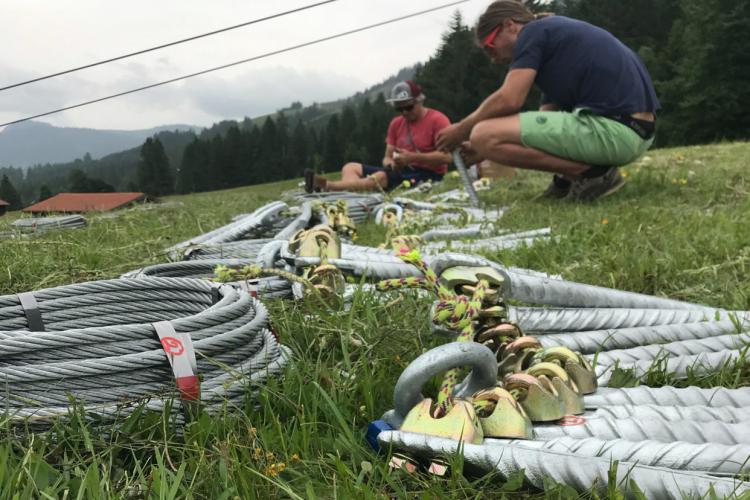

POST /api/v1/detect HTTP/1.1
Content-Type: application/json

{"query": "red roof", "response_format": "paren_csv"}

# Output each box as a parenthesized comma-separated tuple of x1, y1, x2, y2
(23, 192, 147, 213)
(0, 199, 9, 206)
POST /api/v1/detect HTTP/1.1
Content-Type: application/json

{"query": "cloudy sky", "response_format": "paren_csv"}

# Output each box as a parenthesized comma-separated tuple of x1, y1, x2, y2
(0, 0, 489, 131)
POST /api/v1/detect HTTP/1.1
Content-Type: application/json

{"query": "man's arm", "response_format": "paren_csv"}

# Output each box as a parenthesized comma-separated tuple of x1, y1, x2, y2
(539, 103, 559, 111)
(382, 144, 396, 168)
(436, 68, 537, 151)
(394, 148, 451, 167)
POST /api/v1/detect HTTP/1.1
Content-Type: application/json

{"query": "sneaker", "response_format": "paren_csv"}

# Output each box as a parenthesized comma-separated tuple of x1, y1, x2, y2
(535, 175, 571, 200)
(565, 168, 625, 202)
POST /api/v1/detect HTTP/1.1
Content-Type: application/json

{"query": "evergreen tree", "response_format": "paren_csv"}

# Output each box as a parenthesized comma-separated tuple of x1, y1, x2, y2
(658, 0, 750, 145)
(322, 114, 343, 172)
(38, 185, 52, 201)
(136, 138, 174, 196)
(0, 175, 22, 211)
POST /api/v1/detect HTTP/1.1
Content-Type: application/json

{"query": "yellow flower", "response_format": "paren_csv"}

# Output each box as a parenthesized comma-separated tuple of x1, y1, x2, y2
(265, 464, 278, 477)
(249, 427, 257, 437)
(621, 169, 629, 178)
(277, 463, 287, 473)
(266, 451, 275, 461)
(291, 453, 301, 462)
(601, 218, 609, 225)
(679, 178, 688, 185)
(671, 178, 678, 184)
(253, 447, 263, 460)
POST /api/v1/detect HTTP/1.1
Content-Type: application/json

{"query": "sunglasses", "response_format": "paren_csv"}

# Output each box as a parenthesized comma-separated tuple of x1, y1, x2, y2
(481, 24, 503, 52)
(395, 103, 415, 113)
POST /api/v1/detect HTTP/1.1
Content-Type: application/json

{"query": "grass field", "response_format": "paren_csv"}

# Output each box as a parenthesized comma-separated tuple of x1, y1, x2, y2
(1, 141, 749, 498)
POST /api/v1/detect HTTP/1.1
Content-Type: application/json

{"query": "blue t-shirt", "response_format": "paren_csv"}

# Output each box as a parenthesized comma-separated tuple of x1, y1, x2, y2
(511, 16, 660, 115)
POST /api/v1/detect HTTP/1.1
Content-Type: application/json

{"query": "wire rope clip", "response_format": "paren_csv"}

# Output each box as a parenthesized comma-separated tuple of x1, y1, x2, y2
(504, 373, 565, 422)
(496, 336, 542, 375)
(154, 321, 200, 419)
(395, 397, 483, 476)
(531, 347, 598, 395)
(439, 266, 506, 296)
(472, 387, 533, 439)
(288, 225, 340, 260)
(525, 362, 585, 416)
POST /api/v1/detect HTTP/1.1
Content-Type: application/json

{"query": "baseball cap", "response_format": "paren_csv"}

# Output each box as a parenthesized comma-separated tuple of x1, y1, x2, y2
(386, 80, 424, 104)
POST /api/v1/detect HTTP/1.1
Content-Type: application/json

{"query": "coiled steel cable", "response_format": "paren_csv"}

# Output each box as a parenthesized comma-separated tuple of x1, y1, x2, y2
(593, 333, 750, 366)
(379, 431, 748, 498)
(183, 239, 273, 261)
(0, 277, 289, 422)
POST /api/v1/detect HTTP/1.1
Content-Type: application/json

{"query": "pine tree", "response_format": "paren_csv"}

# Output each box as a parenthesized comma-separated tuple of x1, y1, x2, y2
(38, 185, 52, 201)
(137, 138, 174, 196)
(0, 175, 22, 211)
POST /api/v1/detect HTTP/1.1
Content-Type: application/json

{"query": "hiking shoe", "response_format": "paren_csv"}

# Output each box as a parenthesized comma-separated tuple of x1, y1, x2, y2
(304, 169, 315, 193)
(565, 168, 626, 202)
(535, 175, 571, 200)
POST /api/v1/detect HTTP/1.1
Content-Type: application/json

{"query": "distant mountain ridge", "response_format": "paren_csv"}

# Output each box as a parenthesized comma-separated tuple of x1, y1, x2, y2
(0, 121, 201, 168)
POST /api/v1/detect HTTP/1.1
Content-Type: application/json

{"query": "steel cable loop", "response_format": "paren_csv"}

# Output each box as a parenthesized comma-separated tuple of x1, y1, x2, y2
(427, 253, 711, 310)
(593, 333, 750, 366)
(532, 415, 750, 445)
(536, 320, 747, 353)
(166, 201, 288, 256)
(512, 307, 731, 332)
(589, 403, 750, 423)
(498, 436, 750, 476)
(184, 239, 273, 260)
(584, 386, 750, 408)
(379, 431, 748, 498)
(596, 348, 744, 386)
(0, 277, 288, 421)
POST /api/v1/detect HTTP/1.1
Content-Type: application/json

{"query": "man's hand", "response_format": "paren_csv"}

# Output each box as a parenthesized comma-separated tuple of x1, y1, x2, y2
(436, 121, 471, 152)
(393, 148, 415, 168)
(383, 156, 396, 170)
(459, 141, 483, 166)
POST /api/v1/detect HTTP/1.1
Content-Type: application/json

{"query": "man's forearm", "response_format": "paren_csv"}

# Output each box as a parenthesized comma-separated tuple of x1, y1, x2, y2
(461, 89, 521, 131)
(409, 151, 452, 166)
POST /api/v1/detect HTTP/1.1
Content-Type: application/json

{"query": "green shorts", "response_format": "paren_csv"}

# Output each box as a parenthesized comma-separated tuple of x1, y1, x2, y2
(519, 109, 654, 166)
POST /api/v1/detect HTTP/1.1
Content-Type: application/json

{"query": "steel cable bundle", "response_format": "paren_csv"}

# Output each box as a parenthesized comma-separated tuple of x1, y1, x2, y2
(121, 259, 292, 299)
(12, 215, 87, 233)
(0, 277, 289, 423)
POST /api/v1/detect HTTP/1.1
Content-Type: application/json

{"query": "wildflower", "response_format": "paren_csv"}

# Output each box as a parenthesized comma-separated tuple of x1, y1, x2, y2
(265, 463, 278, 477)
(266, 451, 275, 461)
(621, 169, 629, 178)
(671, 178, 678, 184)
(291, 453, 301, 462)
(679, 178, 688, 185)
(249, 426, 257, 437)
(253, 447, 263, 460)
(277, 463, 287, 473)
(601, 218, 609, 225)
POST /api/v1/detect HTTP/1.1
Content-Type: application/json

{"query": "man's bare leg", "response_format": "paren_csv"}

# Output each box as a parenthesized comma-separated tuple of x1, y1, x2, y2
(314, 163, 388, 191)
(470, 115, 590, 179)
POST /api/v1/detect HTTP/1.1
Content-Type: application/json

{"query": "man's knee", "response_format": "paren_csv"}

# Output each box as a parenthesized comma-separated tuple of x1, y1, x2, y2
(370, 171, 388, 188)
(342, 162, 364, 177)
(470, 116, 521, 155)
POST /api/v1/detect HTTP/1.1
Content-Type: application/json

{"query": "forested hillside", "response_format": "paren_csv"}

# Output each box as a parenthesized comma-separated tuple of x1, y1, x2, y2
(1, 0, 747, 207)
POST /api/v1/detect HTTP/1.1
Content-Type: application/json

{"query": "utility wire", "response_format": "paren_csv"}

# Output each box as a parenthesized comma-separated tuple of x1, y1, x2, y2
(0, 0, 469, 128)
(0, 1, 336, 92)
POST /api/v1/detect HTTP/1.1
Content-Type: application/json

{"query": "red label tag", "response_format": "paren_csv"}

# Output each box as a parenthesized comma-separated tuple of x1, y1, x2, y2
(154, 321, 200, 404)
(176, 375, 201, 401)
(558, 415, 587, 426)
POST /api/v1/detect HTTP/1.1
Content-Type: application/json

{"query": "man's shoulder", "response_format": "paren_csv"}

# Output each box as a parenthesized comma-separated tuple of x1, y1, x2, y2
(425, 108, 450, 124)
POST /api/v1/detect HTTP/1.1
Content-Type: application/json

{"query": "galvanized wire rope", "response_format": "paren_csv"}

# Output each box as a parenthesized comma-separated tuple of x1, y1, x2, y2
(532, 415, 750, 445)
(593, 333, 750, 366)
(379, 431, 748, 498)
(0, 277, 288, 422)
(583, 386, 750, 408)
(536, 319, 748, 353)
(588, 403, 750, 423)
(499, 436, 750, 476)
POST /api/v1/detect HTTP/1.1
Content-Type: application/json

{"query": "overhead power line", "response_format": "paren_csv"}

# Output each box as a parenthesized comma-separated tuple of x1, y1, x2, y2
(0, 0, 336, 92)
(0, 0, 469, 128)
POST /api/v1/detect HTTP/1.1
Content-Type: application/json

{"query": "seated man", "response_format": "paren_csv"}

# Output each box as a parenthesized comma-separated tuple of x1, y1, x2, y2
(305, 80, 452, 192)
(436, 1, 659, 201)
